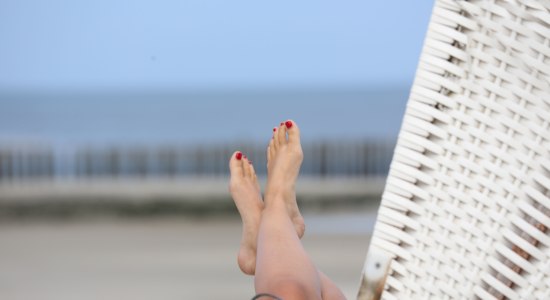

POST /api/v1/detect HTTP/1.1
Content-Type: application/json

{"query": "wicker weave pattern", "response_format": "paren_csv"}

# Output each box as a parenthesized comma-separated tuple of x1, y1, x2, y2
(365, 0, 550, 299)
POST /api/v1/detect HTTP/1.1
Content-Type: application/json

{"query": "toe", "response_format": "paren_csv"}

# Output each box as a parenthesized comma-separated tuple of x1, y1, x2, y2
(249, 161, 257, 179)
(229, 151, 244, 178)
(273, 126, 280, 149)
(242, 155, 251, 177)
(268, 139, 276, 160)
(277, 122, 287, 145)
(285, 120, 300, 145)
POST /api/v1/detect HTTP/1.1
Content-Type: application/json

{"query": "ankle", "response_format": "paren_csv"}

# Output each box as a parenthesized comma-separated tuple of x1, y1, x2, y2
(264, 182, 294, 199)
(262, 197, 287, 212)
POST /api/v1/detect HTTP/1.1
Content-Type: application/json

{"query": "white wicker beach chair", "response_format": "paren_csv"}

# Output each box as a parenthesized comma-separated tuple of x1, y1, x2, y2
(357, 1, 550, 299)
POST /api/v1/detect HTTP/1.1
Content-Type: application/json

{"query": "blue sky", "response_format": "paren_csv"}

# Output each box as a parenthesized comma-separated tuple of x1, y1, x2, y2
(0, 0, 434, 91)
(0, 1, 436, 145)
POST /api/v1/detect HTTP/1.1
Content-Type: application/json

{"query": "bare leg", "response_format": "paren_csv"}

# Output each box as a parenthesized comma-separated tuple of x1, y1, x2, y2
(254, 120, 345, 299)
(255, 198, 322, 299)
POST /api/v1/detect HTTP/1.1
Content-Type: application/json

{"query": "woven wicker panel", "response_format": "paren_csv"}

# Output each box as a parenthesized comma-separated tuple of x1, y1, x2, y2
(361, 0, 550, 299)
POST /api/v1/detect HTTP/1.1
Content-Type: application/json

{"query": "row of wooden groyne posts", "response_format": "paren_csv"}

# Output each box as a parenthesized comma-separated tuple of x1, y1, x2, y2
(0, 140, 394, 183)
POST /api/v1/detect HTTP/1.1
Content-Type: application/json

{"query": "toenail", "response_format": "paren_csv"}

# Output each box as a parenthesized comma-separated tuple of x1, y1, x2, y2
(273, 127, 277, 132)
(236, 152, 242, 160)
(280, 122, 284, 126)
(285, 121, 293, 129)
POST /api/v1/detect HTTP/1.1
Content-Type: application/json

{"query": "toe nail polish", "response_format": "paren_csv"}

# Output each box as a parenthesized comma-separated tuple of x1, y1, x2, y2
(273, 127, 277, 132)
(285, 121, 293, 129)
(236, 152, 242, 160)
(280, 122, 284, 126)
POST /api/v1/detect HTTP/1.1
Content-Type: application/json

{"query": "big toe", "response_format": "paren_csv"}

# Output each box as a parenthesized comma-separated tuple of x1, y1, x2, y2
(229, 151, 244, 178)
(285, 120, 301, 145)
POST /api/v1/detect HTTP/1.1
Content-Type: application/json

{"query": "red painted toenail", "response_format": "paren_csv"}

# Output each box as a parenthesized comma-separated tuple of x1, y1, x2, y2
(235, 152, 242, 160)
(280, 122, 284, 126)
(273, 127, 277, 132)
(285, 121, 293, 129)
(243, 155, 247, 159)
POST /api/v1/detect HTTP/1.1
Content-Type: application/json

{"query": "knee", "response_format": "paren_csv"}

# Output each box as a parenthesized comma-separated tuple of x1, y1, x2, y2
(263, 278, 321, 300)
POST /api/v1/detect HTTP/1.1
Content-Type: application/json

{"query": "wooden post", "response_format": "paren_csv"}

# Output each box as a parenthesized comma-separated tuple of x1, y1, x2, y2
(320, 142, 327, 178)
(108, 148, 119, 178)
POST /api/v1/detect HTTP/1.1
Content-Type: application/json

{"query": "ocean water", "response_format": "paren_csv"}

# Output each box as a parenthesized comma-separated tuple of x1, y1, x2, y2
(0, 87, 409, 147)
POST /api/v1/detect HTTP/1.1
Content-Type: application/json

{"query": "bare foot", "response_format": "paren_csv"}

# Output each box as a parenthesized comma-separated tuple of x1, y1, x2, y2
(266, 120, 305, 238)
(229, 151, 263, 275)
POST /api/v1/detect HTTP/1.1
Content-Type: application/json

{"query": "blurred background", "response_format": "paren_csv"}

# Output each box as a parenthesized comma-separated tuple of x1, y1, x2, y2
(0, 0, 434, 299)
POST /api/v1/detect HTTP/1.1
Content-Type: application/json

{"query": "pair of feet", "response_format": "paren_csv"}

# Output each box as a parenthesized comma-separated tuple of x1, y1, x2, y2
(229, 120, 305, 275)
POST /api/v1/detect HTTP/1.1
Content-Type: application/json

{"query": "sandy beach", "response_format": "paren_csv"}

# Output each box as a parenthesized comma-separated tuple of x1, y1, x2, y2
(0, 212, 374, 299)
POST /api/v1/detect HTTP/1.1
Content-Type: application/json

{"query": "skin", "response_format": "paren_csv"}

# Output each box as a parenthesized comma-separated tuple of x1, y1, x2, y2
(229, 120, 346, 299)
(228, 153, 263, 275)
